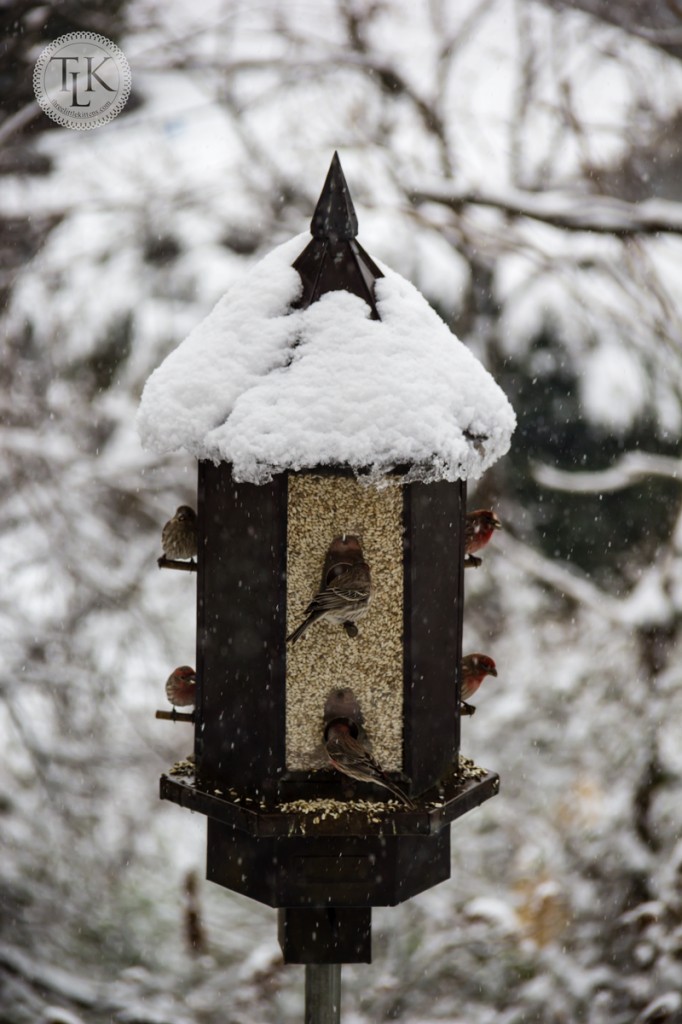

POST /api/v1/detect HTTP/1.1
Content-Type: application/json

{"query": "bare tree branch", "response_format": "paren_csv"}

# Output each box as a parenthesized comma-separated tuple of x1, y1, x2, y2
(539, 0, 682, 60)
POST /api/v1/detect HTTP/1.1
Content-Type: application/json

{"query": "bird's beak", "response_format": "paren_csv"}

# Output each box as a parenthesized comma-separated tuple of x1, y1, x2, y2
(493, 516, 502, 529)
(489, 666, 498, 676)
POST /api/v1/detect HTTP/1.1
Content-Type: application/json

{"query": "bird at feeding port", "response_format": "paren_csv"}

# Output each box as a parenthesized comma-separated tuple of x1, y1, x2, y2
(324, 719, 415, 808)
(323, 686, 365, 729)
(165, 665, 197, 708)
(160, 505, 197, 561)
(460, 653, 497, 715)
(287, 535, 372, 643)
(465, 509, 502, 567)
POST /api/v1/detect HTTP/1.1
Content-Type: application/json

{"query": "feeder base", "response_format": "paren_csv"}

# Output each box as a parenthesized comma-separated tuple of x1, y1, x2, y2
(206, 822, 451, 908)
(278, 907, 371, 964)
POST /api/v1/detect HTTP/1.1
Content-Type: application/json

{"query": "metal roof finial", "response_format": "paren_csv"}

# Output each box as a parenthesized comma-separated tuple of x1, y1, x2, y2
(293, 152, 383, 316)
(310, 151, 359, 241)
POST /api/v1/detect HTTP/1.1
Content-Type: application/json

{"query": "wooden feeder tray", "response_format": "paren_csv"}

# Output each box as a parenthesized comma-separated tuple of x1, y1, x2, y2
(160, 760, 499, 839)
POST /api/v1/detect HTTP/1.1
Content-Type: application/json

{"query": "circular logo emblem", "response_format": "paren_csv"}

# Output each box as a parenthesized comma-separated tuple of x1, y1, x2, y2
(33, 33, 131, 131)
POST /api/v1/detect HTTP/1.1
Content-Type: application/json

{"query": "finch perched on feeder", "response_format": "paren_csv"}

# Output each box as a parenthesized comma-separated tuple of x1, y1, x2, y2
(465, 509, 502, 567)
(287, 535, 372, 643)
(323, 687, 365, 729)
(325, 719, 415, 808)
(165, 666, 197, 708)
(161, 506, 197, 561)
(460, 653, 497, 715)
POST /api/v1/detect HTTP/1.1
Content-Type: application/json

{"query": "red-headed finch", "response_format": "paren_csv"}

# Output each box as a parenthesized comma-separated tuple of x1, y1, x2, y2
(165, 665, 197, 708)
(288, 535, 372, 643)
(465, 509, 502, 567)
(460, 653, 497, 715)
(325, 719, 415, 808)
(161, 506, 197, 561)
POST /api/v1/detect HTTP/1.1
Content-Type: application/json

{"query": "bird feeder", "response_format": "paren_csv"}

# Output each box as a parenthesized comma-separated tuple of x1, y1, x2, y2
(138, 154, 515, 970)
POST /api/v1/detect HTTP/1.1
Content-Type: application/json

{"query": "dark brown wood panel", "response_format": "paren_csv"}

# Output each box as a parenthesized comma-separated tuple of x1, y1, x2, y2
(403, 480, 465, 792)
(195, 461, 287, 796)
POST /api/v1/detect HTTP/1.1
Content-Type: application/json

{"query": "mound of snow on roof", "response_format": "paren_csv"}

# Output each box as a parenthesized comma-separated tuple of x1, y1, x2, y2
(137, 233, 515, 483)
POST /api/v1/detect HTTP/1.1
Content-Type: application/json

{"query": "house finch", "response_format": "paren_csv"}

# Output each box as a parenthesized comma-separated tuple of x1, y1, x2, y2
(323, 687, 365, 729)
(465, 509, 502, 567)
(287, 535, 372, 643)
(460, 653, 497, 715)
(324, 719, 415, 808)
(161, 506, 197, 561)
(165, 665, 197, 708)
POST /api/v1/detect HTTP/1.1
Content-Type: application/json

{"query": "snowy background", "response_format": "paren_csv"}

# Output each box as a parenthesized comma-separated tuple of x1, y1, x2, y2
(2, 1, 682, 1021)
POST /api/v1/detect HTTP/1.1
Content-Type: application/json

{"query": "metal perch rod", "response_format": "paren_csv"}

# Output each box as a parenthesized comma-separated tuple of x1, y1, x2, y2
(155, 710, 195, 723)
(157, 556, 197, 572)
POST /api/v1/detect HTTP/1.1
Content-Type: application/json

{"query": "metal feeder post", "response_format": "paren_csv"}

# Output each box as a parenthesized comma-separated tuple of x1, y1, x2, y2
(152, 153, 505, 1020)
(306, 964, 341, 1024)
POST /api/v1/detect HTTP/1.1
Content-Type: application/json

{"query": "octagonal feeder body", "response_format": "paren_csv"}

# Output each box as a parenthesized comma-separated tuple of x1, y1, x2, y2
(138, 153, 516, 964)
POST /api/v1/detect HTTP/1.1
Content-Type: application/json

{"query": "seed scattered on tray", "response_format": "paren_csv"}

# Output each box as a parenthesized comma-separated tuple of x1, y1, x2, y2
(278, 797, 405, 820)
(458, 755, 487, 781)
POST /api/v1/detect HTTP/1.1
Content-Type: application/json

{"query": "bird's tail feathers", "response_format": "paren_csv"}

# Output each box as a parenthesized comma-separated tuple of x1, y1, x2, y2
(378, 774, 416, 809)
(287, 611, 320, 644)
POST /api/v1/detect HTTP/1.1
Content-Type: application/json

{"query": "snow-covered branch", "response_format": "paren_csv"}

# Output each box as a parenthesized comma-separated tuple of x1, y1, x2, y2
(0, 101, 41, 147)
(500, 519, 681, 629)
(411, 184, 682, 236)
(497, 533, 626, 623)
(533, 453, 682, 493)
(0, 944, 100, 1008)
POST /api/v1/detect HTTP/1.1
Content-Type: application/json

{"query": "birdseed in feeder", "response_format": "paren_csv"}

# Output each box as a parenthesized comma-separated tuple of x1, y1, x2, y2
(286, 474, 403, 770)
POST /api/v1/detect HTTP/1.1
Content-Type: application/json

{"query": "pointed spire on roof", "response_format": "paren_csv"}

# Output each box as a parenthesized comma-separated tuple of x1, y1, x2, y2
(310, 151, 359, 241)
(293, 152, 383, 317)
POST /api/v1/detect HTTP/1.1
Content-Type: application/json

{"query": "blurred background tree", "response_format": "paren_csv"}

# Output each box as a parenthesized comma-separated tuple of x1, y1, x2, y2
(1, 1, 682, 1021)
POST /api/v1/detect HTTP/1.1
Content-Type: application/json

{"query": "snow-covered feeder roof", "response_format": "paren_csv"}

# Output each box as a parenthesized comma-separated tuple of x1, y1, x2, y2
(137, 175, 514, 485)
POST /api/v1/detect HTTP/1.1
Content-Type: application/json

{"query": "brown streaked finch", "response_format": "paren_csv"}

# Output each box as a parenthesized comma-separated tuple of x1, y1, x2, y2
(287, 535, 372, 643)
(323, 687, 365, 729)
(465, 509, 501, 567)
(165, 666, 197, 708)
(324, 719, 415, 808)
(161, 506, 197, 561)
(460, 653, 497, 715)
